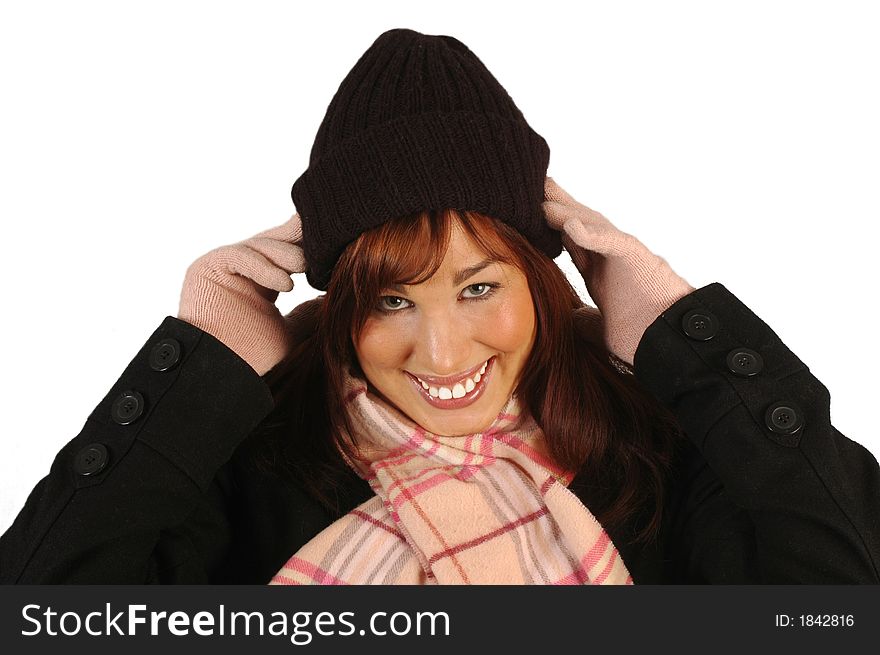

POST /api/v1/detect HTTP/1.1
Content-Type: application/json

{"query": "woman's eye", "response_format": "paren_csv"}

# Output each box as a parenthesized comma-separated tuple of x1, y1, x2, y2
(377, 296, 409, 312)
(463, 283, 493, 298)
(375, 283, 499, 314)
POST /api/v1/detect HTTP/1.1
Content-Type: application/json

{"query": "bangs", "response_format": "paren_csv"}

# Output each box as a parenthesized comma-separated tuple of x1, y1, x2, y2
(354, 208, 452, 292)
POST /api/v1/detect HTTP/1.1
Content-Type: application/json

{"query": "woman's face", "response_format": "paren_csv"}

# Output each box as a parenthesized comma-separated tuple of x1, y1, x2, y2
(353, 221, 537, 437)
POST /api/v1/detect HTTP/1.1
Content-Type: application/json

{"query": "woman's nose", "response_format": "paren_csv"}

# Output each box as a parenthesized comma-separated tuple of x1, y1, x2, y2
(416, 314, 473, 374)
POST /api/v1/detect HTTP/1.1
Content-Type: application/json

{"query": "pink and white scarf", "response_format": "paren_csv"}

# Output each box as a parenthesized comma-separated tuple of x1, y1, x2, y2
(269, 366, 633, 585)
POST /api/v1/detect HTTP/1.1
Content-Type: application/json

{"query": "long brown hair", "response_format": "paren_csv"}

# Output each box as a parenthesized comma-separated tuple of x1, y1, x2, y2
(252, 208, 687, 548)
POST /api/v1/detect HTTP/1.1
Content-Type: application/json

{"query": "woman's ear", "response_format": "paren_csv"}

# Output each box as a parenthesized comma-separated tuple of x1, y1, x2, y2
(284, 296, 325, 346)
(572, 303, 603, 335)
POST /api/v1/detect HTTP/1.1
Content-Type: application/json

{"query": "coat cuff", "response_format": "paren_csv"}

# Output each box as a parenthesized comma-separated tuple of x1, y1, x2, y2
(81, 316, 276, 491)
(632, 281, 812, 452)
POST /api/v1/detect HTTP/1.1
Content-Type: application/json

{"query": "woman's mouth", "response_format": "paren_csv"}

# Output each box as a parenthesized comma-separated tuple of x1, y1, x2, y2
(405, 356, 495, 409)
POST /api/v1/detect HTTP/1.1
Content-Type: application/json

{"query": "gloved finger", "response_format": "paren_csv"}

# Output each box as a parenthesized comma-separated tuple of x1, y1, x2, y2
(543, 198, 613, 229)
(245, 237, 308, 275)
(550, 204, 642, 258)
(541, 200, 568, 230)
(557, 213, 620, 257)
(220, 244, 296, 293)
(561, 231, 593, 273)
(544, 176, 584, 208)
(249, 212, 305, 245)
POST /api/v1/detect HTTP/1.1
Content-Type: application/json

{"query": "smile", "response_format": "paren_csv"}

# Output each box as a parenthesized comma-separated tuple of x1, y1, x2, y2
(405, 356, 495, 410)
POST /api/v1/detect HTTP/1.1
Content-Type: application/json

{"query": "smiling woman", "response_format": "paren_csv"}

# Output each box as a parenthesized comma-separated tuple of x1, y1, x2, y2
(4, 26, 878, 587)
(352, 214, 537, 437)
(251, 206, 686, 563)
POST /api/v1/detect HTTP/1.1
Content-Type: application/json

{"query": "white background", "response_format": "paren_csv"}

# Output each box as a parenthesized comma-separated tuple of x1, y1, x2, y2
(1, 0, 878, 534)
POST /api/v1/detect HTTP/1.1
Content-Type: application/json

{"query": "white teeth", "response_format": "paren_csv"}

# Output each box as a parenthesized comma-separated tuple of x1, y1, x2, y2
(417, 357, 491, 401)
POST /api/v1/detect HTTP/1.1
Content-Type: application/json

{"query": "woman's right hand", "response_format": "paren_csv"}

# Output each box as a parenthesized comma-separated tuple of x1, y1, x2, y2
(177, 213, 308, 376)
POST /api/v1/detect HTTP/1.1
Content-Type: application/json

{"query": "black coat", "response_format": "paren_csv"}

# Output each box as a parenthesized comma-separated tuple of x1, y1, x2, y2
(2, 282, 879, 584)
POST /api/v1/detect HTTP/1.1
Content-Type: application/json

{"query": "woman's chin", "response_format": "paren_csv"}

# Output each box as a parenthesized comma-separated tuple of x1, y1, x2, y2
(376, 377, 509, 436)
(416, 405, 498, 437)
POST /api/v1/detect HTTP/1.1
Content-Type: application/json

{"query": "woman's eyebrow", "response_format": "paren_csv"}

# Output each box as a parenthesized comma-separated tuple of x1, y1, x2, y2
(387, 258, 499, 293)
(453, 258, 498, 285)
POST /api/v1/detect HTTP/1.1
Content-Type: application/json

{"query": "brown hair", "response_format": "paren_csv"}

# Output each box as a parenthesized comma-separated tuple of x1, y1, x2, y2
(251, 208, 687, 548)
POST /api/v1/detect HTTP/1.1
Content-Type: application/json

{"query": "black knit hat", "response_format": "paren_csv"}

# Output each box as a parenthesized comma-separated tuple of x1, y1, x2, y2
(291, 28, 561, 291)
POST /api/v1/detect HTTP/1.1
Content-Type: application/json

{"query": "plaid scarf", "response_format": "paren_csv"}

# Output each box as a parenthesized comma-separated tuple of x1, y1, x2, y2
(269, 366, 633, 585)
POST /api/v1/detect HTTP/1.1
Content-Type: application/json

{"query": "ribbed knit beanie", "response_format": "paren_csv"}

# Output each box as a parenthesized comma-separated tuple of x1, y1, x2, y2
(291, 27, 562, 291)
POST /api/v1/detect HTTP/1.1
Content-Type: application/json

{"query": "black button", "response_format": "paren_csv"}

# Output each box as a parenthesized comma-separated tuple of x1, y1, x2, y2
(74, 443, 108, 476)
(765, 401, 804, 435)
(726, 348, 764, 377)
(681, 309, 718, 341)
(149, 338, 181, 371)
(111, 390, 145, 425)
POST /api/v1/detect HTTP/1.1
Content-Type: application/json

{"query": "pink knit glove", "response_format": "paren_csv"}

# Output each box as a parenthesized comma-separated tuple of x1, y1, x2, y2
(542, 176, 696, 366)
(177, 213, 307, 376)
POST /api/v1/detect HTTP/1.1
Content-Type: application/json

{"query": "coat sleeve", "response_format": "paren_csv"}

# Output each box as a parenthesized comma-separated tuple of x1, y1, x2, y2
(0, 316, 275, 583)
(633, 282, 880, 584)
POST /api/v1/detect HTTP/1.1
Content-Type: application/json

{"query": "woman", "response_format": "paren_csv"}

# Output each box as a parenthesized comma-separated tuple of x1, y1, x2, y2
(2, 28, 879, 584)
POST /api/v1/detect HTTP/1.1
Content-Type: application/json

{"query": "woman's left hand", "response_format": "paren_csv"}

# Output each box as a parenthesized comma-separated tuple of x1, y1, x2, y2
(542, 176, 696, 367)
